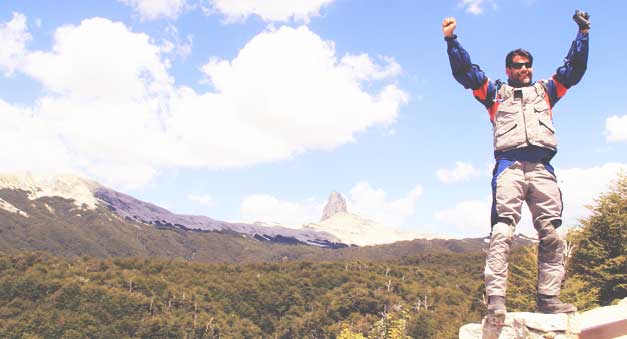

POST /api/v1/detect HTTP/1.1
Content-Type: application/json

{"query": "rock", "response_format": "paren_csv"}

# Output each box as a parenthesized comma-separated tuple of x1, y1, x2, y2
(577, 296, 627, 330)
(321, 191, 347, 221)
(459, 297, 627, 339)
(460, 313, 577, 339)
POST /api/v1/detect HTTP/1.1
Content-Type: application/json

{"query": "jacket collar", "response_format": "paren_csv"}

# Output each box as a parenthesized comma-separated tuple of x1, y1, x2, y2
(508, 78, 535, 88)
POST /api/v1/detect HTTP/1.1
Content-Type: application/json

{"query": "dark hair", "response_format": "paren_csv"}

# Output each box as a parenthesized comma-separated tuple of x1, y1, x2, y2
(505, 49, 533, 68)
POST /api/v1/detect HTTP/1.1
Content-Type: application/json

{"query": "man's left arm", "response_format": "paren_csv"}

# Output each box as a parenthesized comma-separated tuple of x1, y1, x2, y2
(544, 10, 590, 107)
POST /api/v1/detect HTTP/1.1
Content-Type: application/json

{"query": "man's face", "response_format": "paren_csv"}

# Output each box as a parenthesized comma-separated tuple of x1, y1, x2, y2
(506, 55, 533, 85)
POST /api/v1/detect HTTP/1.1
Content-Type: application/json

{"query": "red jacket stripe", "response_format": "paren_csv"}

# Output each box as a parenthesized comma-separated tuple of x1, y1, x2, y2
(488, 101, 499, 123)
(552, 75, 568, 99)
(543, 94, 553, 119)
(472, 79, 490, 101)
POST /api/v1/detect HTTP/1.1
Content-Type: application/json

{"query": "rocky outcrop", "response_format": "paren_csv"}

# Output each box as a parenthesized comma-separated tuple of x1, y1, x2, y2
(310, 191, 445, 246)
(459, 297, 627, 339)
(321, 191, 347, 221)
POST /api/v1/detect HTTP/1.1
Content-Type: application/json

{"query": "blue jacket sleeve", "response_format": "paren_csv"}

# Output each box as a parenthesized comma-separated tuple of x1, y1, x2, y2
(543, 31, 589, 107)
(446, 36, 495, 110)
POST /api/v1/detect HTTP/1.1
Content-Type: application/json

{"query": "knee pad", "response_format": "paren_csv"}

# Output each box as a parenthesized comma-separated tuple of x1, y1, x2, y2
(551, 219, 562, 228)
(539, 227, 564, 263)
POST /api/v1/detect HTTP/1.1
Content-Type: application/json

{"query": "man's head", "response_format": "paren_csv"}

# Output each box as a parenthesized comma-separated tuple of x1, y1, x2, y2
(505, 49, 533, 86)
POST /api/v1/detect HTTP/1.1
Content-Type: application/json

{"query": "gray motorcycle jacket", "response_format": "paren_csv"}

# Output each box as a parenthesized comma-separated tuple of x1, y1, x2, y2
(492, 82, 557, 152)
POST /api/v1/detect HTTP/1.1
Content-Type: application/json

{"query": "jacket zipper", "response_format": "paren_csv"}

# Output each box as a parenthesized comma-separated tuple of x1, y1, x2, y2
(521, 96, 529, 145)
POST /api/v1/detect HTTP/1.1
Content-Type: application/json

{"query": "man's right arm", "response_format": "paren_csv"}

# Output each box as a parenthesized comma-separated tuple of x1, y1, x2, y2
(443, 17, 495, 112)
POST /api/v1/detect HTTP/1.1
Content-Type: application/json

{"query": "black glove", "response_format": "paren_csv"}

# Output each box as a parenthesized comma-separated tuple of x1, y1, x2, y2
(573, 10, 590, 30)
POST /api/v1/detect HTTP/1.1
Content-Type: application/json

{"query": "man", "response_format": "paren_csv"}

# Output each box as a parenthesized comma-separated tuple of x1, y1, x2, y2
(442, 11, 590, 317)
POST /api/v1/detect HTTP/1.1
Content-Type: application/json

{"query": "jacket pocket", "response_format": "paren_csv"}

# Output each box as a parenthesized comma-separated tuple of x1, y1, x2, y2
(533, 101, 550, 114)
(496, 123, 518, 137)
(495, 105, 519, 125)
(539, 120, 555, 134)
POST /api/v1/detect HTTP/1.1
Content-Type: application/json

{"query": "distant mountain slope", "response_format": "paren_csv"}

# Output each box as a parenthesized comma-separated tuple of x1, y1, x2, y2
(0, 187, 320, 261)
(301, 191, 446, 246)
(304, 211, 441, 246)
(0, 172, 344, 249)
(0, 186, 532, 263)
(0, 173, 533, 262)
(93, 186, 343, 247)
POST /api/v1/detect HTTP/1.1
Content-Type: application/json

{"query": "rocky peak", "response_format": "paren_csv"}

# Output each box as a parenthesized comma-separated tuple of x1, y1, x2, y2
(321, 191, 347, 221)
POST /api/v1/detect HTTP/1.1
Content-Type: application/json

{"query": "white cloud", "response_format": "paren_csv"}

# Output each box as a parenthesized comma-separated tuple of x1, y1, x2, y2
(0, 12, 31, 75)
(340, 54, 402, 81)
(348, 182, 423, 228)
(434, 195, 536, 237)
(437, 161, 481, 184)
(606, 115, 627, 142)
(184, 25, 407, 167)
(160, 25, 193, 58)
(188, 194, 213, 208)
(11, 17, 175, 189)
(240, 194, 320, 226)
(434, 163, 627, 237)
(239, 182, 422, 228)
(0, 16, 406, 190)
(0, 99, 75, 173)
(558, 163, 627, 226)
(435, 196, 491, 235)
(209, 0, 335, 23)
(119, 0, 187, 21)
(458, 0, 489, 15)
(24, 18, 172, 100)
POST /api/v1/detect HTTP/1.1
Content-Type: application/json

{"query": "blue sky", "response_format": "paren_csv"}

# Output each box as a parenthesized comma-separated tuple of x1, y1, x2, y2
(0, 0, 625, 238)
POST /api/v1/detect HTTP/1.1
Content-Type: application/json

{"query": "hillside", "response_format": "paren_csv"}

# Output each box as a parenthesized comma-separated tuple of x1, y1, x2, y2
(0, 185, 533, 263)
(0, 172, 537, 263)
(0, 251, 486, 339)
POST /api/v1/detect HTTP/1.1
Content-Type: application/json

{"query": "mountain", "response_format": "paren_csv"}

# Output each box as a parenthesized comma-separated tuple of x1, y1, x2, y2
(93, 185, 343, 247)
(0, 172, 533, 262)
(321, 191, 348, 221)
(0, 172, 347, 258)
(303, 191, 444, 246)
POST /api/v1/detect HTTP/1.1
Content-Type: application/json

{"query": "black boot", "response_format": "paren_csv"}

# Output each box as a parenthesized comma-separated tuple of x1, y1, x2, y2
(536, 294, 577, 314)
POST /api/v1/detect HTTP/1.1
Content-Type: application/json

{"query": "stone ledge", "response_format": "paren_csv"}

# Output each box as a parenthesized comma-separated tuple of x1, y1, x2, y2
(459, 297, 627, 339)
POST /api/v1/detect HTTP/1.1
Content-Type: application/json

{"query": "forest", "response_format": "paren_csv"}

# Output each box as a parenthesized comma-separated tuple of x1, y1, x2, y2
(0, 173, 625, 338)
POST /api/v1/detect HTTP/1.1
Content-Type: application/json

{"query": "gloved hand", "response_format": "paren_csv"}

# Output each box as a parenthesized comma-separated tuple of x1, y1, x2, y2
(573, 10, 590, 30)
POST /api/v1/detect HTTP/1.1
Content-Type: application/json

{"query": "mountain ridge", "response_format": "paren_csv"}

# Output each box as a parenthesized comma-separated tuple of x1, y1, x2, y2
(0, 172, 344, 248)
(0, 172, 533, 262)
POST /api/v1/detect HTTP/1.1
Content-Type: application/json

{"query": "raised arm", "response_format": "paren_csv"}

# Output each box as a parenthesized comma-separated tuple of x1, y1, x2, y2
(544, 10, 590, 106)
(443, 17, 495, 110)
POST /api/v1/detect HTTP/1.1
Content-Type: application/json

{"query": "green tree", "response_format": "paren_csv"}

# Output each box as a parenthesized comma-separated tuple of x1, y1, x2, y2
(337, 305, 414, 339)
(568, 172, 627, 306)
(507, 246, 538, 312)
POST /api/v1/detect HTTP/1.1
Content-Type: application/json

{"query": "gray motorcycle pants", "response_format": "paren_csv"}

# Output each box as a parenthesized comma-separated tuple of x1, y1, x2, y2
(485, 160, 565, 297)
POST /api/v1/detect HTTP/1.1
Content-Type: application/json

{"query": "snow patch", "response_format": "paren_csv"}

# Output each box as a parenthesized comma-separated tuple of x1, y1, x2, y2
(0, 172, 100, 209)
(44, 203, 55, 214)
(304, 211, 445, 246)
(0, 197, 28, 217)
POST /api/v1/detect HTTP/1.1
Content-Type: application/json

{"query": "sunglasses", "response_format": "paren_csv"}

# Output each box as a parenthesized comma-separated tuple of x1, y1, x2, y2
(510, 62, 532, 69)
